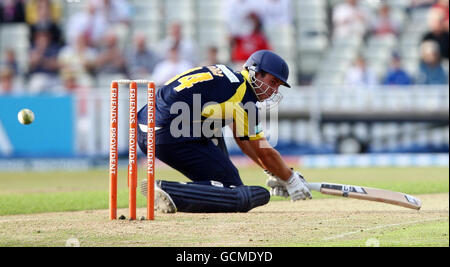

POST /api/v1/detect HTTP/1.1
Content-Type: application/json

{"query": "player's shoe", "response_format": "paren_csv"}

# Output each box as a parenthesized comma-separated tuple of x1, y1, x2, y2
(140, 179, 177, 213)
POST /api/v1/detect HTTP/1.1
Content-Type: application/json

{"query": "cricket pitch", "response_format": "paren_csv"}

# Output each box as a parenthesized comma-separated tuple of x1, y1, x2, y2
(0, 193, 447, 247)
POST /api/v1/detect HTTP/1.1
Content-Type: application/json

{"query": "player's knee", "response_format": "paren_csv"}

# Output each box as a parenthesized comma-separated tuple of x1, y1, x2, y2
(235, 186, 270, 212)
(221, 167, 242, 187)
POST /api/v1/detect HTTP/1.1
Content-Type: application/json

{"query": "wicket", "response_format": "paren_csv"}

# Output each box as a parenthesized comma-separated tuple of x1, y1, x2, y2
(109, 80, 156, 221)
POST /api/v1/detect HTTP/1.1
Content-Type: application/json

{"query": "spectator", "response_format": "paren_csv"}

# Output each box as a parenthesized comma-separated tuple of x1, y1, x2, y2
(65, 0, 109, 48)
(383, 53, 413, 85)
(25, 0, 61, 25)
(0, 66, 22, 95)
(58, 33, 97, 85)
(223, 0, 261, 38)
(422, 3, 449, 59)
(29, 0, 63, 47)
(59, 68, 90, 107)
(231, 13, 272, 64)
(1, 48, 19, 75)
(94, 0, 131, 25)
(417, 40, 448, 84)
(410, 0, 438, 10)
(0, 0, 25, 23)
(152, 45, 193, 87)
(202, 46, 220, 66)
(260, 0, 293, 29)
(158, 22, 197, 66)
(57, 68, 91, 117)
(28, 29, 61, 93)
(332, 0, 368, 40)
(345, 55, 378, 87)
(55, 68, 90, 99)
(93, 0, 132, 49)
(370, 4, 399, 37)
(58, 68, 92, 155)
(431, 0, 449, 30)
(126, 32, 162, 79)
(93, 30, 127, 75)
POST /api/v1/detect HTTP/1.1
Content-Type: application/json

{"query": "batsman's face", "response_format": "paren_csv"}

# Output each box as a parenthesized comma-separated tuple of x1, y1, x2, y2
(254, 72, 283, 101)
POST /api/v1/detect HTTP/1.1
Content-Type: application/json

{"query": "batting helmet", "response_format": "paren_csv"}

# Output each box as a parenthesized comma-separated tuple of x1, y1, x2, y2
(244, 50, 291, 88)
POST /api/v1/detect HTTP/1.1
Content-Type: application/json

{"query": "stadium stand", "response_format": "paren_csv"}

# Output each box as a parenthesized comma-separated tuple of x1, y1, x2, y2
(0, 23, 29, 75)
(0, 0, 448, 159)
(0, 0, 448, 90)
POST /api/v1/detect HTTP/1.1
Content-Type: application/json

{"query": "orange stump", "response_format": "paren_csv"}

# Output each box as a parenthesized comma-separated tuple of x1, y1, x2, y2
(109, 82, 119, 220)
(109, 80, 156, 221)
(147, 82, 156, 220)
(128, 82, 138, 220)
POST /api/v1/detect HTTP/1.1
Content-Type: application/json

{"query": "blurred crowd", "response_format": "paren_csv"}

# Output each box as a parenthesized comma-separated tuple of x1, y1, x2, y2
(336, 0, 448, 86)
(0, 0, 449, 96)
(0, 0, 200, 95)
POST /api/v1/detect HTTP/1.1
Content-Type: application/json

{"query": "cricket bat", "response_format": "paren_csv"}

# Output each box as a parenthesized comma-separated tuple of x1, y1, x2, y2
(307, 182, 422, 210)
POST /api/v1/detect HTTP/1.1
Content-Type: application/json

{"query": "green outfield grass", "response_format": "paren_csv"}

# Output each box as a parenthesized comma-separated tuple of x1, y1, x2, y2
(0, 166, 448, 247)
(0, 167, 448, 216)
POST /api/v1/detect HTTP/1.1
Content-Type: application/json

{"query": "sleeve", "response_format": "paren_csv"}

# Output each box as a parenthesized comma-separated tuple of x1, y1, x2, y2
(233, 103, 265, 141)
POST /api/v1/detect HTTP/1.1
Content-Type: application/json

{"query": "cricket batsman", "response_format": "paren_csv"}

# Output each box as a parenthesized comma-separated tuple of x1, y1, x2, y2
(137, 50, 312, 213)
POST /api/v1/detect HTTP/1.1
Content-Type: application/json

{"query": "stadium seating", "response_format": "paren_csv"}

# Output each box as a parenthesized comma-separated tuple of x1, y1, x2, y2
(0, 0, 448, 89)
(295, 0, 329, 78)
(0, 24, 30, 74)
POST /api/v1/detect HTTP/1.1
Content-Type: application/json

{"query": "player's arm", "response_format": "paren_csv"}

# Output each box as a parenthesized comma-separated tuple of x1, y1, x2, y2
(229, 120, 289, 179)
(230, 123, 264, 168)
(231, 123, 311, 201)
(244, 137, 292, 181)
(230, 110, 292, 178)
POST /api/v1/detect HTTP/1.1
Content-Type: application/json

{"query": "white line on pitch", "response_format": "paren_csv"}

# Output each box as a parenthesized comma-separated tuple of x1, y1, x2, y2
(324, 217, 447, 240)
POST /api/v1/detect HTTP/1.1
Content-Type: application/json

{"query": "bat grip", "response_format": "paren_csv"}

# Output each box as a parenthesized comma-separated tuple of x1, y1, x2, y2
(307, 182, 322, 192)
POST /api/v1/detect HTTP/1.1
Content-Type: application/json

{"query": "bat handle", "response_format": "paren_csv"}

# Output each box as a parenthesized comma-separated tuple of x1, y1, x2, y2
(307, 182, 322, 192)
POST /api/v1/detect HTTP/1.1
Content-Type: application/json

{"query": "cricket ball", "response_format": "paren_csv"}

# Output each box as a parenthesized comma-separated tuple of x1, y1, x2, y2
(18, 108, 35, 125)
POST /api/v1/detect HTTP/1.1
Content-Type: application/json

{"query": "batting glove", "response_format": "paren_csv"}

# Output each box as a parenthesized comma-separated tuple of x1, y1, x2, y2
(285, 171, 312, 201)
(264, 170, 289, 198)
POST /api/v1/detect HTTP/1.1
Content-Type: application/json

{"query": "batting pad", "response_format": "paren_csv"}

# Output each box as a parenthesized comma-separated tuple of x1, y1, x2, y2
(159, 181, 270, 213)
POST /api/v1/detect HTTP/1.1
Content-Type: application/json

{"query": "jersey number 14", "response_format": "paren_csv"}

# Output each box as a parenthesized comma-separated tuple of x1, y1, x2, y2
(174, 72, 214, 92)
(165, 67, 214, 92)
